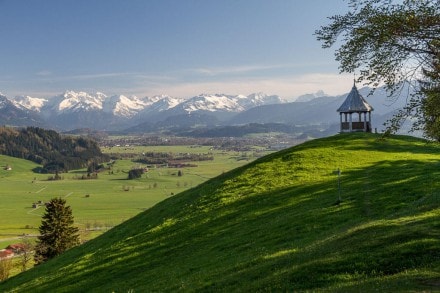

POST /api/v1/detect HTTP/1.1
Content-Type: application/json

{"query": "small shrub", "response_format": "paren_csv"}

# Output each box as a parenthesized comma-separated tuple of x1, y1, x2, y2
(128, 168, 144, 180)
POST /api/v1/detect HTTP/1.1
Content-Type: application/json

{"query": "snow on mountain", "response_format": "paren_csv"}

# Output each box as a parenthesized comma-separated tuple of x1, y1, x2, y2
(39, 91, 182, 119)
(0, 93, 10, 108)
(147, 95, 183, 112)
(295, 90, 328, 102)
(0, 90, 287, 130)
(179, 94, 244, 113)
(172, 93, 285, 114)
(134, 95, 183, 121)
(10, 95, 48, 112)
(0, 93, 47, 127)
(111, 95, 182, 118)
(235, 93, 285, 109)
(7, 90, 284, 118)
(102, 95, 150, 118)
(54, 91, 106, 113)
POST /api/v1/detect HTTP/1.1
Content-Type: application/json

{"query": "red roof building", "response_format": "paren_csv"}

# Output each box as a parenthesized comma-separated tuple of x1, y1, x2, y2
(0, 249, 14, 258)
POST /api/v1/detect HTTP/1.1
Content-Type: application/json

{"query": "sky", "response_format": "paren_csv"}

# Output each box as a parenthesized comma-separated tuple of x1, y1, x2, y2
(0, 0, 353, 100)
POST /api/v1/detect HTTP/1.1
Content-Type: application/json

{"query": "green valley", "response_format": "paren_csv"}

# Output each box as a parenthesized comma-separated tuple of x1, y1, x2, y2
(0, 145, 256, 248)
(0, 133, 439, 292)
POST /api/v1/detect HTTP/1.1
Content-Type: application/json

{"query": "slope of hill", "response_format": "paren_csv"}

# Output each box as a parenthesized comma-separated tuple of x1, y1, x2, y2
(1, 133, 439, 292)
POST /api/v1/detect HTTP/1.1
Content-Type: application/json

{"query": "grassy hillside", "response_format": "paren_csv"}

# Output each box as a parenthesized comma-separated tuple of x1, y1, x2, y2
(0, 146, 252, 248)
(1, 133, 439, 292)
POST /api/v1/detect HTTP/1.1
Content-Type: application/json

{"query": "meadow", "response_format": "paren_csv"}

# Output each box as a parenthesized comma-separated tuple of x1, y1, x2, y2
(1, 133, 438, 292)
(0, 145, 268, 248)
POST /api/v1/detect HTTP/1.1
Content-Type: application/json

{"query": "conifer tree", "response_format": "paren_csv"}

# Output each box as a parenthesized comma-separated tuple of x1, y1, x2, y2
(34, 198, 80, 265)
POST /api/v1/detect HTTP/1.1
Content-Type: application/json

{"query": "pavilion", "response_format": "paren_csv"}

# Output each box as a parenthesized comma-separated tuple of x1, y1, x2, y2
(337, 83, 374, 133)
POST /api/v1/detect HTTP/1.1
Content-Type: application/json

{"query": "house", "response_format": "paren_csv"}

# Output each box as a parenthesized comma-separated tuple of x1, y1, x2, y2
(0, 249, 14, 259)
(6, 243, 26, 254)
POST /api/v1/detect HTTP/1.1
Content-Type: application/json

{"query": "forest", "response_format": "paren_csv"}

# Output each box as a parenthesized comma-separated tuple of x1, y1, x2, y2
(0, 127, 109, 173)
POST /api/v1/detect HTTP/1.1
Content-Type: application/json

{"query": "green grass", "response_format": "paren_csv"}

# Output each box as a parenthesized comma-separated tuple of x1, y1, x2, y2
(0, 133, 439, 292)
(0, 147, 254, 244)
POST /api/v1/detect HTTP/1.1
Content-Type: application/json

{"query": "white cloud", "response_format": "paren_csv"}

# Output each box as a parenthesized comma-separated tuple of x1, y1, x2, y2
(3, 69, 354, 100)
(36, 70, 52, 76)
(134, 73, 354, 99)
(190, 64, 293, 76)
(187, 62, 337, 77)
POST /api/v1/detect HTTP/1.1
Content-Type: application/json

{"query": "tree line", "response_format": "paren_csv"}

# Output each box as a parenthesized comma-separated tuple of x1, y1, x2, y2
(0, 127, 109, 172)
(133, 151, 214, 165)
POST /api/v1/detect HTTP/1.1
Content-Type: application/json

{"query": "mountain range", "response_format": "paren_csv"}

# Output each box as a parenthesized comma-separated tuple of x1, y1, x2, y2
(0, 87, 409, 135)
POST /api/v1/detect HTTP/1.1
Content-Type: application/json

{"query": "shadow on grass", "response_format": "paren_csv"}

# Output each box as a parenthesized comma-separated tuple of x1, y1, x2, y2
(32, 167, 46, 174)
(333, 133, 440, 155)
(2, 154, 440, 292)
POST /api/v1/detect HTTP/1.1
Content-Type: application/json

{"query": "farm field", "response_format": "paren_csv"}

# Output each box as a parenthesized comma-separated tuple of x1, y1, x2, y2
(0, 145, 270, 248)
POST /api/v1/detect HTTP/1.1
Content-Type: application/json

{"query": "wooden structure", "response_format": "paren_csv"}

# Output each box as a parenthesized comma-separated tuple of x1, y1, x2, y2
(337, 83, 373, 133)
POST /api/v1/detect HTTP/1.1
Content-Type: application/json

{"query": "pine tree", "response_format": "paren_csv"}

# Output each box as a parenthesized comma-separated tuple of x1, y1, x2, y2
(34, 198, 80, 265)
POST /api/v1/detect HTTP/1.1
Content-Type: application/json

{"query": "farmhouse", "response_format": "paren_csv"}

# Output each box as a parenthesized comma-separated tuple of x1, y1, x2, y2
(337, 82, 373, 133)
(0, 249, 13, 259)
(6, 243, 25, 254)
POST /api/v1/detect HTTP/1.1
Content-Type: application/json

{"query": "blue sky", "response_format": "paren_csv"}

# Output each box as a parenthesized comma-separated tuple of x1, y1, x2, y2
(0, 0, 352, 99)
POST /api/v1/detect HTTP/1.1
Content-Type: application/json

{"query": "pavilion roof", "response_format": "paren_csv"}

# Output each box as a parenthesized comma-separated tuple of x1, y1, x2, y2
(337, 84, 373, 113)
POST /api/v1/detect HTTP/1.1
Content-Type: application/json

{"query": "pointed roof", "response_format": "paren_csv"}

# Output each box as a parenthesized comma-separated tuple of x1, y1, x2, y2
(337, 83, 373, 113)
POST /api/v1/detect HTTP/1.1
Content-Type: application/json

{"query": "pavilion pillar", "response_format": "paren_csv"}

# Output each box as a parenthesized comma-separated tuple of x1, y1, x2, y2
(364, 113, 367, 131)
(349, 113, 353, 132)
(340, 113, 343, 132)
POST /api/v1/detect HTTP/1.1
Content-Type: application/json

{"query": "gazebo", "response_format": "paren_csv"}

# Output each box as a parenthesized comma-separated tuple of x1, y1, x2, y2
(337, 82, 373, 133)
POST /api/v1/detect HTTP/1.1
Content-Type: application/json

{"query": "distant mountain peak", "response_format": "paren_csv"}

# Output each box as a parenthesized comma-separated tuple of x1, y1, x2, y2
(2, 90, 287, 131)
(295, 90, 329, 102)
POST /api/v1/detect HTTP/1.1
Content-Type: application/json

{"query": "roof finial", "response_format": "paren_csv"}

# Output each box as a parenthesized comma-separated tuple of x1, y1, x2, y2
(353, 73, 356, 88)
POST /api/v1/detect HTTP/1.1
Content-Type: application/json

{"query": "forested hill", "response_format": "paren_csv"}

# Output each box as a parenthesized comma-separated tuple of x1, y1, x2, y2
(0, 127, 109, 172)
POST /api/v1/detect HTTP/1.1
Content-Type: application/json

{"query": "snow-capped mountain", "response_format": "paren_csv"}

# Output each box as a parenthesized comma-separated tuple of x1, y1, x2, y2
(10, 95, 48, 112)
(0, 94, 47, 127)
(50, 91, 106, 114)
(167, 93, 285, 114)
(2, 90, 286, 130)
(236, 92, 286, 109)
(142, 93, 286, 124)
(295, 90, 328, 102)
(103, 95, 149, 117)
(0, 93, 12, 109)
(178, 94, 245, 113)
(0, 85, 415, 137)
(145, 95, 183, 112)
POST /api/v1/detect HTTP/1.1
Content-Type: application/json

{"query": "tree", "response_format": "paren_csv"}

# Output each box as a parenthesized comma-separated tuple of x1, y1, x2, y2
(128, 168, 144, 180)
(20, 237, 34, 272)
(315, 0, 440, 137)
(419, 42, 440, 139)
(34, 198, 80, 265)
(0, 258, 12, 281)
